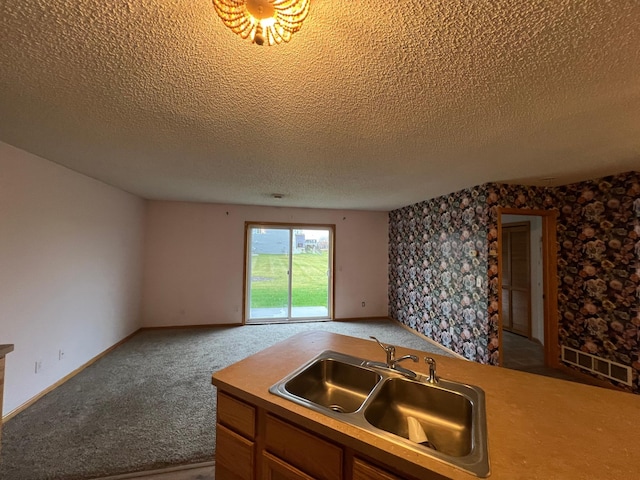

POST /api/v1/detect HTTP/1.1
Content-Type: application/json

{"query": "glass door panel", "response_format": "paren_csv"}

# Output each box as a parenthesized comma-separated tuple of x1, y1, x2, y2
(291, 228, 330, 318)
(247, 227, 291, 320)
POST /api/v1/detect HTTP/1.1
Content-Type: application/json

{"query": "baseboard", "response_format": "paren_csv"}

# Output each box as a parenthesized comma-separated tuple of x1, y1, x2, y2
(392, 318, 467, 360)
(245, 317, 394, 325)
(142, 318, 391, 327)
(140, 323, 243, 329)
(2, 328, 142, 423)
(94, 461, 215, 479)
(245, 318, 331, 325)
(333, 316, 391, 322)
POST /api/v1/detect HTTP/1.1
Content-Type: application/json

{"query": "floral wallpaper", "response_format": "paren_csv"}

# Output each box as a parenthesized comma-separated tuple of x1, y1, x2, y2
(553, 173, 640, 392)
(388, 185, 491, 363)
(389, 171, 640, 393)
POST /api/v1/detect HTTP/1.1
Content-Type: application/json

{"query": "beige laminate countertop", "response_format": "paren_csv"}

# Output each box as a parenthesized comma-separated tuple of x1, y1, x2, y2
(0, 345, 13, 357)
(211, 331, 639, 480)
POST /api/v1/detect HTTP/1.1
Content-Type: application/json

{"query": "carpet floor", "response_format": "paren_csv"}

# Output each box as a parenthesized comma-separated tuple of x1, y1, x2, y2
(0, 318, 454, 480)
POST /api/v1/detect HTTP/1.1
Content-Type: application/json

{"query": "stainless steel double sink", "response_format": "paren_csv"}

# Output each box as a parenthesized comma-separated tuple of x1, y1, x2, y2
(269, 350, 489, 477)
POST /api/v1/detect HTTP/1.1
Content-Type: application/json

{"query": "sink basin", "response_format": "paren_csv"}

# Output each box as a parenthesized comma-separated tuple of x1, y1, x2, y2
(364, 377, 473, 457)
(284, 357, 381, 413)
(270, 350, 489, 478)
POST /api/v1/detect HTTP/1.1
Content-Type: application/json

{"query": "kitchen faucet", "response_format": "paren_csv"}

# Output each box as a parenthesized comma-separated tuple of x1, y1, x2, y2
(369, 336, 418, 378)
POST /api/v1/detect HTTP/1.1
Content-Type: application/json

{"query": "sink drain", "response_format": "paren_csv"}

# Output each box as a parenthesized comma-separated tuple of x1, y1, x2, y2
(328, 404, 346, 413)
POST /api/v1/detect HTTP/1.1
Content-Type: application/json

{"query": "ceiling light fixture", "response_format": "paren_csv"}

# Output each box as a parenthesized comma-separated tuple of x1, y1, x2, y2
(212, 0, 310, 46)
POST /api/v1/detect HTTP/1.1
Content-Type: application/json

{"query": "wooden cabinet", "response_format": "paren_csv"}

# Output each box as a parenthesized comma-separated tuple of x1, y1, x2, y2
(214, 390, 421, 480)
(261, 451, 315, 480)
(215, 393, 256, 480)
(352, 457, 404, 480)
(216, 423, 255, 480)
(264, 414, 342, 480)
(218, 391, 256, 438)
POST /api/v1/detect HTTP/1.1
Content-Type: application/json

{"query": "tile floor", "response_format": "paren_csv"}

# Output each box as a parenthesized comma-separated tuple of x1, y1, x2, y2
(501, 330, 581, 383)
(502, 330, 544, 370)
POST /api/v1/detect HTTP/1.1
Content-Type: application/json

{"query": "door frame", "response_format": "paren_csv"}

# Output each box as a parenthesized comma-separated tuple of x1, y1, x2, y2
(497, 208, 559, 368)
(243, 222, 336, 324)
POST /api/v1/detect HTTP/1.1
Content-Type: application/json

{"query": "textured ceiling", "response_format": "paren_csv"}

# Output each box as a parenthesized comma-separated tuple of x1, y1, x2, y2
(1, 1, 640, 211)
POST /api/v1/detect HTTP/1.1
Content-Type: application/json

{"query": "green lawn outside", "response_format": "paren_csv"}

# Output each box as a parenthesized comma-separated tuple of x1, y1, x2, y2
(250, 252, 329, 308)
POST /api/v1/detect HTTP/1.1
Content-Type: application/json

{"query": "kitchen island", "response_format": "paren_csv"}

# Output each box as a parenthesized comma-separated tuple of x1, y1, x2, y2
(211, 331, 639, 479)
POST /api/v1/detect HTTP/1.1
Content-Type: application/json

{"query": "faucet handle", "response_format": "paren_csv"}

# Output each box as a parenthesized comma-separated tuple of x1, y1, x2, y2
(370, 336, 395, 364)
(370, 336, 392, 351)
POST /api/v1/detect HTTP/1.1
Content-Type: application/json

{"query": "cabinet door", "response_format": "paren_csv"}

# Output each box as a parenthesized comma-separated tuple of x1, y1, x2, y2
(216, 423, 254, 480)
(264, 414, 342, 480)
(353, 457, 404, 480)
(262, 451, 315, 480)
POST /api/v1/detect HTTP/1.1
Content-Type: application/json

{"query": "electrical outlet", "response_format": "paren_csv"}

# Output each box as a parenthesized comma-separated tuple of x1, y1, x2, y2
(59, 349, 65, 360)
(361, 301, 366, 308)
(35, 360, 42, 374)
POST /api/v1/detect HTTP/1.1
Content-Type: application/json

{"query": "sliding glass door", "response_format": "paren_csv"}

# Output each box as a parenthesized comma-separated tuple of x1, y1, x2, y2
(245, 224, 333, 323)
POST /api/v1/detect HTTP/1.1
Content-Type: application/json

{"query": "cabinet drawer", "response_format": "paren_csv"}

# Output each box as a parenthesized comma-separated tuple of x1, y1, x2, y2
(216, 423, 255, 480)
(265, 414, 343, 480)
(353, 457, 404, 480)
(217, 391, 256, 439)
(261, 451, 315, 480)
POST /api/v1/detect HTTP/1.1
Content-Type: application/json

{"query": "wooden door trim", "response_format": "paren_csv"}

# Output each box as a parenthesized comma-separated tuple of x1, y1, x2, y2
(541, 212, 559, 368)
(497, 208, 559, 368)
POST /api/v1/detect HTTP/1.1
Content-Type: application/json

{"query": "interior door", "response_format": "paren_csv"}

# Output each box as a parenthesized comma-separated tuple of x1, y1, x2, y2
(501, 223, 531, 337)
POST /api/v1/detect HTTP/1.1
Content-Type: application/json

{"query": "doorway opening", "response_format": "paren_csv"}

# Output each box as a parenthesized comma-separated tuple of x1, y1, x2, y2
(497, 209, 559, 371)
(501, 221, 535, 338)
(244, 223, 334, 324)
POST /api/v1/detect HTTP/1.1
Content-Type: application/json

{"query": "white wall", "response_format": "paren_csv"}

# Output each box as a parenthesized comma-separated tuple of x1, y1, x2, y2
(502, 214, 544, 344)
(0, 142, 145, 414)
(141, 201, 389, 326)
